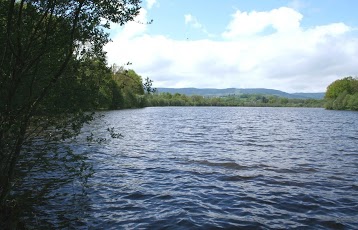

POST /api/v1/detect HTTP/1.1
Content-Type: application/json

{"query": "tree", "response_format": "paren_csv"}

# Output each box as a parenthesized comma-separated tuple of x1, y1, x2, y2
(325, 77, 356, 99)
(0, 0, 141, 222)
(111, 68, 146, 108)
(143, 77, 157, 94)
(347, 93, 358, 110)
(324, 77, 358, 110)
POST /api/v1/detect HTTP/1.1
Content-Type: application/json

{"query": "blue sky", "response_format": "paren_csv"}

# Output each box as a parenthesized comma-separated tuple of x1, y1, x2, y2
(105, 0, 358, 92)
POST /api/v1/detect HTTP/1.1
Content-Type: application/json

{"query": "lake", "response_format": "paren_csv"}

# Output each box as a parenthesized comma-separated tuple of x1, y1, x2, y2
(23, 107, 358, 229)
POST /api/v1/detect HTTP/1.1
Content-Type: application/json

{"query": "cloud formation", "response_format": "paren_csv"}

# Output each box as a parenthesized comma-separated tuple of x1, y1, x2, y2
(184, 14, 213, 38)
(222, 7, 303, 38)
(105, 6, 358, 92)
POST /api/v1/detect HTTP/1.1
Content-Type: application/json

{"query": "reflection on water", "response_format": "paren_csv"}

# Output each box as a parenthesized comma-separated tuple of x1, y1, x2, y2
(16, 140, 94, 228)
(19, 107, 358, 229)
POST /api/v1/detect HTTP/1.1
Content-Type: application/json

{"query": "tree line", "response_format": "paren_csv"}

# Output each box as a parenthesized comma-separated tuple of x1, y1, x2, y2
(145, 93, 324, 107)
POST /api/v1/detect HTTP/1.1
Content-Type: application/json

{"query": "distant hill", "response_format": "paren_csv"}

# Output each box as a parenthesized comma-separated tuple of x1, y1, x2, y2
(291, 93, 325, 99)
(157, 88, 325, 99)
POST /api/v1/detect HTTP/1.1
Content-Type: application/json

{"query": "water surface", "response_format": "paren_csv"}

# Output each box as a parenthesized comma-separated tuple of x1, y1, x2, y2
(28, 107, 358, 229)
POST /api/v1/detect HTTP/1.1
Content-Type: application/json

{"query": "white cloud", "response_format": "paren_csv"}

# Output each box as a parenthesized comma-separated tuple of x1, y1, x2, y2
(184, 14, 214, 38)
(185, 14, 201, 28)
(146, 0, 157, 9)
(184, 14, 192, 24)
(105, 7, 358, 93)
(222, 7, 303, 39)
(112, 8, 148, 39)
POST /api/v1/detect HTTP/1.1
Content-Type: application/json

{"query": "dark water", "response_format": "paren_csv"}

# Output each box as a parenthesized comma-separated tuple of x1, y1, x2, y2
(26, 107, 358, 229)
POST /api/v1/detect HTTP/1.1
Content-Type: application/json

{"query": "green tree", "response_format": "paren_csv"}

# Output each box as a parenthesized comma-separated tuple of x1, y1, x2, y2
(0, 0, 141, 223)
(325, 77, 357, 99)
(347, 93, 358, 110)
(332, 90, 349, 110)
(111, 68, 145, 108)
(325, 77, 358, 110)
(143, 77, 157, 94)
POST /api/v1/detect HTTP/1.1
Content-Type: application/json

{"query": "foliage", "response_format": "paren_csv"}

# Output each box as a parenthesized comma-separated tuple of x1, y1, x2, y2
(145, 93, 324, 108)
(143, 77, 157, 94)
(324, 77, 358, 110)
(111, 66, 146, 108)
(0, 0, 141, 227)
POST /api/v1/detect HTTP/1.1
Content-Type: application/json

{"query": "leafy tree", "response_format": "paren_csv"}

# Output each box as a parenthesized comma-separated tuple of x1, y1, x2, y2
(110, 79, 125, 109)
(324, 77, 358, 110)
(143, 77, 157, 94)
(325, 77, 357, 99)
(332, 91, 349, 110)
(0, 0, 141, 225)
(111, 68, 145, 108)
(347, 93, 358, 110)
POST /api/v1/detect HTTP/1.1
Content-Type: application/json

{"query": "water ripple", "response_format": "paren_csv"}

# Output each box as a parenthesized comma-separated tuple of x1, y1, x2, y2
(25, 107, 358, 229)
